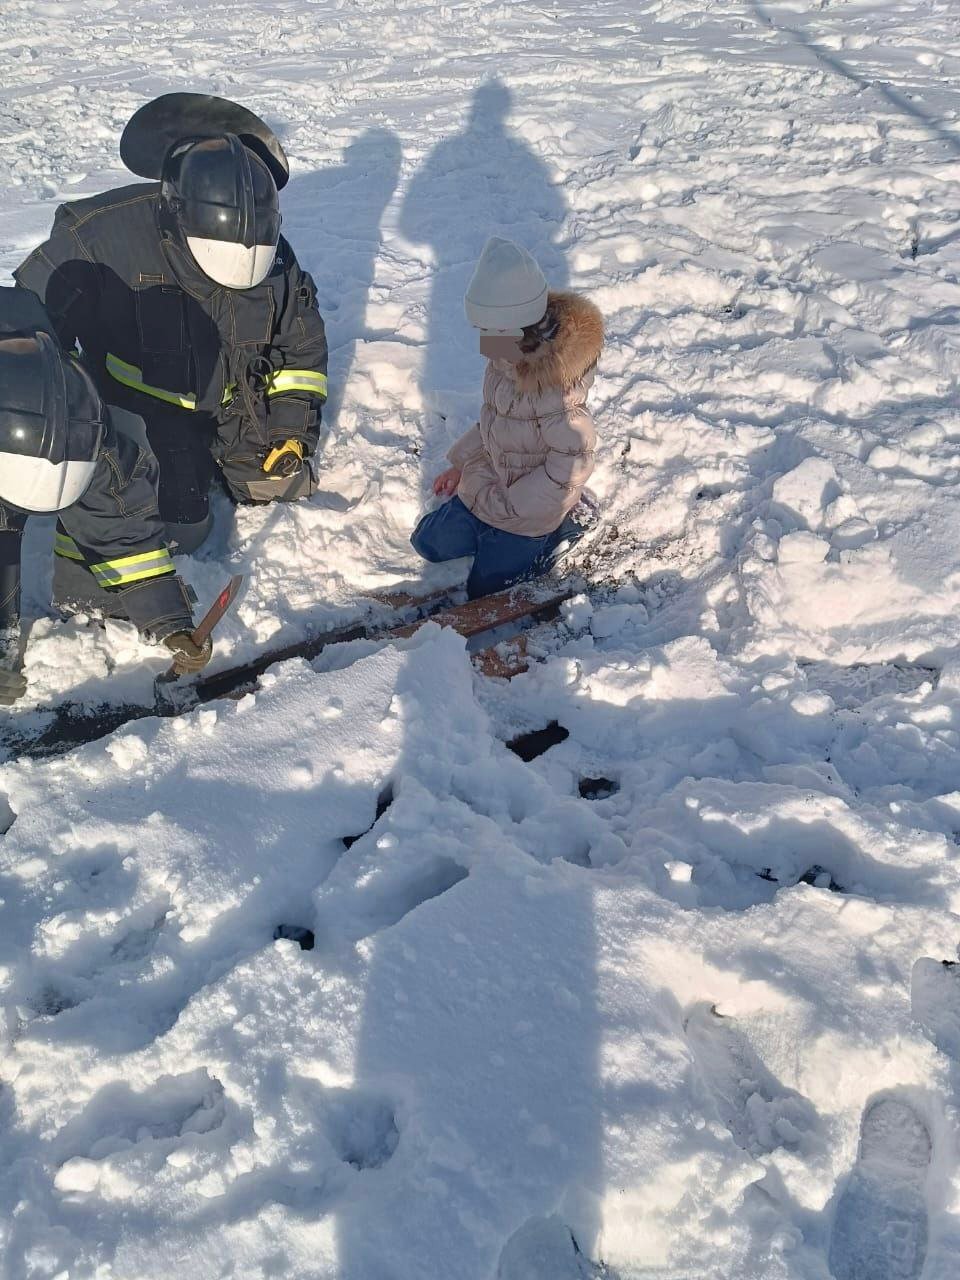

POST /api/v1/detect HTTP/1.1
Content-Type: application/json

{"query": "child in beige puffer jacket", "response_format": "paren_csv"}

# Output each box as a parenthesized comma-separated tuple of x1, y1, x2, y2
(411, 237, 603, 599)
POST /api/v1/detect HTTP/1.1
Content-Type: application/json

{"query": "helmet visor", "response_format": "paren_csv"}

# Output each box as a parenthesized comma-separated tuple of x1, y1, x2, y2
(168, 136, 281, 249)
(178, 196, 281, 248)
(0, 455, 98, 512)
(0, 337, 104, 511)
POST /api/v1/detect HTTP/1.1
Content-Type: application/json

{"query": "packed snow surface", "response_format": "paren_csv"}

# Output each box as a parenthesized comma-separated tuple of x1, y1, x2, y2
(3, 0, 960, 1276)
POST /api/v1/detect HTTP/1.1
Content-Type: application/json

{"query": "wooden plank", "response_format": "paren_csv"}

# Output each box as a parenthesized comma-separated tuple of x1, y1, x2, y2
(472, 635, 529, 679)
(393, 583, 574, 640)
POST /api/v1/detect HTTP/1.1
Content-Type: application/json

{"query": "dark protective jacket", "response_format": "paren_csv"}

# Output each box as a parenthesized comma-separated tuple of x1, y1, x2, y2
(0, 408, 194, 638)
(0, 287, 194, 640)
(14, 182, 329, 522)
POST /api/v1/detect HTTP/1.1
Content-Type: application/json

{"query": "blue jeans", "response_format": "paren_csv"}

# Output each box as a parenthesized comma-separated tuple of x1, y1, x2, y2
(411, 496, 582, 599)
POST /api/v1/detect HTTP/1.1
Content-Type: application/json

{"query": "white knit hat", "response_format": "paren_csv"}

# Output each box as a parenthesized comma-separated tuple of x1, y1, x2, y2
(464, 237, 548, 334)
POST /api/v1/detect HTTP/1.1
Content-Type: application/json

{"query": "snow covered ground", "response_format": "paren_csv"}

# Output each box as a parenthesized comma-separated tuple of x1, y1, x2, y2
(3, 0, 960, 1276)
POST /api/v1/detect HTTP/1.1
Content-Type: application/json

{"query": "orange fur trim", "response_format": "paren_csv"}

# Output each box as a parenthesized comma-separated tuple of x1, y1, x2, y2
(514, 291, 604, 394)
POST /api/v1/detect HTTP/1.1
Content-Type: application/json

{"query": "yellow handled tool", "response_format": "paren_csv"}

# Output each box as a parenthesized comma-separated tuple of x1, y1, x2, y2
(262, 438, 304, 477)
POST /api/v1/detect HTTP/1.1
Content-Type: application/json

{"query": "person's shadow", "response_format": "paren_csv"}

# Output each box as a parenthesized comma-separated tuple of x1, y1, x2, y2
(281, 127, 403, 435)
(399, 79, 569, 423)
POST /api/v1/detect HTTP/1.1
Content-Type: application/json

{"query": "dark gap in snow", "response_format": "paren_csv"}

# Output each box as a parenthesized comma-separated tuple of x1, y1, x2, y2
(799, 865, 845, 893)
(374, 784, 394, 822)
(342, 781, 395, 849)
(273, 925, 315, 951)
(0, 793, 14, 835)
(507, 721, 569, 762)
(757, 865, 845, 893)
(561, 845, 593, 869)
(578, 776, 619, 800)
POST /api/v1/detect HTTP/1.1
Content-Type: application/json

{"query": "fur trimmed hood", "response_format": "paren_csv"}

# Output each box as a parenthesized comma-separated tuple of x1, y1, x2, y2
(513, 290, 604, 395)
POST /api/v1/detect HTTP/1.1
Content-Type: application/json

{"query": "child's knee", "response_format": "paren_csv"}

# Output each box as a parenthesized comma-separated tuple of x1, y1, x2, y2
(410, 524, 440, 563)
(411, 511, 451, 563)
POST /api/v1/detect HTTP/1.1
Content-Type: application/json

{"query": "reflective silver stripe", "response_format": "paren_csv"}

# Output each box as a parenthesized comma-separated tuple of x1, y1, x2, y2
(89, 549, 175, 586)
(105, 353, 197, 410)
(90, 562, 173, 587)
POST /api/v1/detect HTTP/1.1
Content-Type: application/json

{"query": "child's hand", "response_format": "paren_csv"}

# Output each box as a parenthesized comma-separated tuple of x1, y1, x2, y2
(433, 467, 462, 498)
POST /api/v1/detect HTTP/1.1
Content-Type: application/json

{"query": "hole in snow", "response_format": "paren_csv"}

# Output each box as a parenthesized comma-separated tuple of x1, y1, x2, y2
(798, 864, 845, 893)
(506, 721, 569, 762)
(757, 865, 846, 894)
(325, 1090, 399, 1170)
(274, 924, 315, 951)
(696, 482, 735, 501)
(578, 776, 619, 800)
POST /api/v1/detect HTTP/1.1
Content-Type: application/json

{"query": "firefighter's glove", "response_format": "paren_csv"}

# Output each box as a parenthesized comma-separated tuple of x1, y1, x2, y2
(162, 631, 213, 676)
(262, 438, 304, 478)
(0, 664, 27, 706)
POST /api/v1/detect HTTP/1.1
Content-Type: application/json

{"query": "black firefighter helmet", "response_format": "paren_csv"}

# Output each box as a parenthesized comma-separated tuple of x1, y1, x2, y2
(120, 93, 290, 291)
(0, 292, 105, 513)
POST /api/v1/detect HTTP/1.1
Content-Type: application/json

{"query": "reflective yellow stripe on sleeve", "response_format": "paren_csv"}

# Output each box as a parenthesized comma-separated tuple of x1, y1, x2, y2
(54, 532, 85, 561)
(265, 369, 328, 399)
(105, 353, 197, 410)
(220, 369, 327, 407)
(88, 547, 176, 588)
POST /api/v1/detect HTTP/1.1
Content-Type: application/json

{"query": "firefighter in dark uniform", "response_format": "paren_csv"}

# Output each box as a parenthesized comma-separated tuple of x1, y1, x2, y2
(14, 93, 328, 613)
(0, 289, 212, 706)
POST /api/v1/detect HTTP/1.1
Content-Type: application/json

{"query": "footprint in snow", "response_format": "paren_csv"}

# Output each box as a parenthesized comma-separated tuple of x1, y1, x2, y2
(684, 1002, 819, 1157)
(324, 1089, 399, 1171)
(53, 1069, 226, 1194)
(19, 904, 169, 1024)
(827, 1095, 930, 1280)
(911, 957, 960, 1060)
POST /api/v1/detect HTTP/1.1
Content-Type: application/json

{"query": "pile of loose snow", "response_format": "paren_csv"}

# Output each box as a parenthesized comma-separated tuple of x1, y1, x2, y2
(2, 0, 960, 1277)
